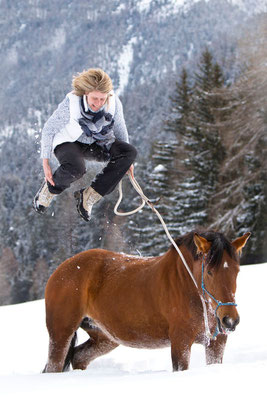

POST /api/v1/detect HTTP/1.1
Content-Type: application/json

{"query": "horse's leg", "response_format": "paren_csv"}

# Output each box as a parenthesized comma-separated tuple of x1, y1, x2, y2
(72, 318, 119, 370)
(205, 335, 228, 364)
(44, 299, 85, 373)
(43, 334, 74, 373)
(169, 327, 193, 371)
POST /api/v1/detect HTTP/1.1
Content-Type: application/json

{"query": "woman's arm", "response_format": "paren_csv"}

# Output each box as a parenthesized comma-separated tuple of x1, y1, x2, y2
(113, 95, 129, 143)
(42, 158, 55, 186)
(40, 96, 71, 184)
(41, 96, 70, 159)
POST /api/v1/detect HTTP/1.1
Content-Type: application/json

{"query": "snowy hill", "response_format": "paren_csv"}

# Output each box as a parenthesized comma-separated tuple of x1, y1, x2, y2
(1, 262, 266, 400)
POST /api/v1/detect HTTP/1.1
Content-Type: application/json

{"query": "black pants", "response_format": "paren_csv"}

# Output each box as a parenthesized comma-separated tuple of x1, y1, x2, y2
(48, 140, 137, 196)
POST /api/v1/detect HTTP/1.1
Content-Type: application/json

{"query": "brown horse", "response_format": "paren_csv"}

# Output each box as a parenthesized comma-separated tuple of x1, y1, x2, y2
(43, 230, 250, 373)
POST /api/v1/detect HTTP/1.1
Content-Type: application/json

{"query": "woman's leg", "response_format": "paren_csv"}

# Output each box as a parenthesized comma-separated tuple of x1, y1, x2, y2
(48, 142, 87, 194)
(74, 140, 137, 221)
(90, 140, 137, 196)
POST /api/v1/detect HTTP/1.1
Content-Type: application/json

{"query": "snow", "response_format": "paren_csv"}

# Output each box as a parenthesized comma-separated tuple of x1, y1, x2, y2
(155, 0, 202, 19)
(112, 3, 126, 14)
(228, 0, 267, 13)
(139, 0, 267, 19)
(50, 28, 66, 50)
(153, 164, 168, 173)
(116, 37, 137, 96)
(136, 0, 152, 13)
(1, 262, 267, 400)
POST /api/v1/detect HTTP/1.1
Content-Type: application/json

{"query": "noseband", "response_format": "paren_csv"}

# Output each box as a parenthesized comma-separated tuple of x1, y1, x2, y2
(201, 257, 237, 338)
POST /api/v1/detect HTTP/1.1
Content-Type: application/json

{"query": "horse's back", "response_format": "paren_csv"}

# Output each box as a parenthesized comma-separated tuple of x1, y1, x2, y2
(45, 248, 156, 304)
(45, 248, 114, 298)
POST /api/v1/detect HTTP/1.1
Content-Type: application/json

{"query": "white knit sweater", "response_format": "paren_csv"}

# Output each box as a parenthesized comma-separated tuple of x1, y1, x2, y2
(41, 92, 129, 159)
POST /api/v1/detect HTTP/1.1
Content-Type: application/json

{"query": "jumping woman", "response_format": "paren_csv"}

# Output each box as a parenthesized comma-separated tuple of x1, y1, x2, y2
(33, 68, 137, 221)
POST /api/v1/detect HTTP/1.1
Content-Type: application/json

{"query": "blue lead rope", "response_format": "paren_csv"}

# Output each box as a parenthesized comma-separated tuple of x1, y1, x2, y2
(201, 258, 237, 338)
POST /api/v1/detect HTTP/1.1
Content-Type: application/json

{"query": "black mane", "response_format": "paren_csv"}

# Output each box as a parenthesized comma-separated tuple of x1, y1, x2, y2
(173, 230, 238, 268)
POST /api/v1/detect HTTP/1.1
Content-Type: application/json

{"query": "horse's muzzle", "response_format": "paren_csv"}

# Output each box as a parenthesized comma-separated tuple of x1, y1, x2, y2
(218, 315, 240, 333)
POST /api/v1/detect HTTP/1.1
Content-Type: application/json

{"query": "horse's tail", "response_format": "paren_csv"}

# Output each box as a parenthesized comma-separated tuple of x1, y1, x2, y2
(62, 331, 78, 372)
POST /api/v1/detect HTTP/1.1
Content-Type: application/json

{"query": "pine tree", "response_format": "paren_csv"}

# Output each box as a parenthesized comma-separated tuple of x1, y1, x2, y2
(166, 68, 192, 139)
(164, 50, 228, 232)
(192, 48, 226, 182)
(209, 16, 267, 262)
(126, 141, 181, 256)
(127, 51, 230, 258)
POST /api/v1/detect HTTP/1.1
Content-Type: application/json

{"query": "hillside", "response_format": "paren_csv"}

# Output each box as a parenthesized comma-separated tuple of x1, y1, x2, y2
(1, 0, 266, 151)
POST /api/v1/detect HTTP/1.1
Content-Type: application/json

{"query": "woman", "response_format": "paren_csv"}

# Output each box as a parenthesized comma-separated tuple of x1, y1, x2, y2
(33, 68, 137, 221)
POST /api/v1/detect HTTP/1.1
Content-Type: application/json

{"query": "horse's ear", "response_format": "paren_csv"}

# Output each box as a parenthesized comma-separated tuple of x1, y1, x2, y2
(231, 232, 251, 254)
(193, 233, 211, 255)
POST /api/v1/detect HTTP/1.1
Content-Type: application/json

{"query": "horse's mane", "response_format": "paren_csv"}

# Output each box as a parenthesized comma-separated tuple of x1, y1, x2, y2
(173, 230, 238, 269)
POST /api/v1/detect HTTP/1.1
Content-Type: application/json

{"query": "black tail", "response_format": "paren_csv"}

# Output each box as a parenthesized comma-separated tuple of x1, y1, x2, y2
(62, 332, 78, 372)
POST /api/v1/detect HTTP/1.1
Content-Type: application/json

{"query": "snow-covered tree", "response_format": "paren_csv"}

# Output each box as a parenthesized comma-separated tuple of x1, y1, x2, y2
(209, 16, 267, 262)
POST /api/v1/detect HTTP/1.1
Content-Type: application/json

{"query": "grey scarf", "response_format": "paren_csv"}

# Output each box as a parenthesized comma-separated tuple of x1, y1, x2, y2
(78, 97, 115, 151)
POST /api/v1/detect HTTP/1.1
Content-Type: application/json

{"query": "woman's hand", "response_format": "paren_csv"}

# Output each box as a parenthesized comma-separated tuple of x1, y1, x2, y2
(42, 159, 55, 186)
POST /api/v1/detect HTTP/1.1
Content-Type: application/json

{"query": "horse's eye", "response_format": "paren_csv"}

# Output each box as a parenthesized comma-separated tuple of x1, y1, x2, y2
(207, 270, 212, 276)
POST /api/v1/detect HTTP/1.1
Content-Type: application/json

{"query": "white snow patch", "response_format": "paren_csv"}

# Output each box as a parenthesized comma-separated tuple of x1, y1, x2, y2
(188, 42, 194, 59)
(116, 37, 137, 96)
(156, 0, 201, 19)
(227, 0, 267, 13)
(153, 164, 167, 173)
(0, 263, 266, 400)
(136, 0, 152, 13)
(154, 0, 267, 20)
(7, 47, 18, 66)
(112, 3, 126, 14)
(50, 28, 66, 50)
(172, 54, 180, 72)
(19, 23, 26, 32)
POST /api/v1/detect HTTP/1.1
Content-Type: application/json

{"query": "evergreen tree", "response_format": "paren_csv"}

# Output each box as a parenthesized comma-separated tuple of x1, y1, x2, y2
(209, 17, 267, 262)
(127, 50, 230, 258)
(126, 141, 181, 256)
(164, 49, 227, 232)
(191, 48, 226, 186)
(166, 68, 192, 139)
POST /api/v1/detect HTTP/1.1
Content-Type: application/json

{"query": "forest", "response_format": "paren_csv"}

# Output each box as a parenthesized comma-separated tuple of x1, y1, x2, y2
(0, 16, 266, 306)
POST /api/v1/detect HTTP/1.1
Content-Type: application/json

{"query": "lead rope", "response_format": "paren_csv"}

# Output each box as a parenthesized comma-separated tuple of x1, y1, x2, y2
(114, 175, 212, 342)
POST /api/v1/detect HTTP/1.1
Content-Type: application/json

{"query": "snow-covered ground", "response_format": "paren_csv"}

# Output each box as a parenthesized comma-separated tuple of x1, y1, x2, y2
(1, 262, 266, 400)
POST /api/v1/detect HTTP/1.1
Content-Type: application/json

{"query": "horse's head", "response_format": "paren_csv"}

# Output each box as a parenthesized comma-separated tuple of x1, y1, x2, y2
(194, 231, 250, 334)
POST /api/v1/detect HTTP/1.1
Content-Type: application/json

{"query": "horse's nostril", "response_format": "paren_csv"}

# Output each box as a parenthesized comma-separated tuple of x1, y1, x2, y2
(222, 316, 240, 331)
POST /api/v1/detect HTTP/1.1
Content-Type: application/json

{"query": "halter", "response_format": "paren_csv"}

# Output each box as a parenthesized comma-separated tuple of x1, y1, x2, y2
(201, 257, 237, 338)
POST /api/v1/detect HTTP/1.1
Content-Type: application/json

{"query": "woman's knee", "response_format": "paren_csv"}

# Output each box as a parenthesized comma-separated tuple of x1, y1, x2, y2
(54, 142, 86, 177)
(127, 143, 137, 162)
(62, 161, 86, 179)
(112, 141, 137, 162)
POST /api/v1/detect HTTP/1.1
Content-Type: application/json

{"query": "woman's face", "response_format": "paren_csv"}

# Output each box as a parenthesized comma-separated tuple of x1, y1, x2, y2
(86, 91, 108, 112)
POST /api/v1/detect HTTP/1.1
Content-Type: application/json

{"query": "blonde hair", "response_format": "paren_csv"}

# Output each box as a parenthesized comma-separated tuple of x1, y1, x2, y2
(72, 68, 113, 97)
